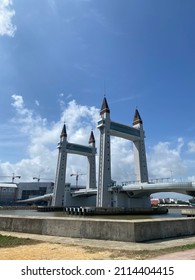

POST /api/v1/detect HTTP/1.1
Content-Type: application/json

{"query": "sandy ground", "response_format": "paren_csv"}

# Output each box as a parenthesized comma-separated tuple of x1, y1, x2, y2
(0, 243, 116, 260)
(1, 242, 195, 260)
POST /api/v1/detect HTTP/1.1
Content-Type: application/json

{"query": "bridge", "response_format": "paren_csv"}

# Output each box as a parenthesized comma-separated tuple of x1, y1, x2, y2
(23, 97, 195, 209)
(17, 180, 195, 205)
(118, 181, 195, 198)
(64, 181, 195, 198)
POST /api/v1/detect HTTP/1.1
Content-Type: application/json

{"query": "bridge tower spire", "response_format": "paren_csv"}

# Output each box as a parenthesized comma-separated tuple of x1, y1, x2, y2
(132, 108, 148, 183)
(52, 123, 68, 206)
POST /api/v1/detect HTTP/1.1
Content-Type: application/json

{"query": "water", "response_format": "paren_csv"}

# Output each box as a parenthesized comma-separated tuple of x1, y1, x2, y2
(0, 208, 183, 220)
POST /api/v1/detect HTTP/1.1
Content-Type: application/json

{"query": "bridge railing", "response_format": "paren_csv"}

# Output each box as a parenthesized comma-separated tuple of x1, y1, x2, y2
(149, 177, 171, 183)
(121, 178, 172, 186)
(121, 180, 140, 186)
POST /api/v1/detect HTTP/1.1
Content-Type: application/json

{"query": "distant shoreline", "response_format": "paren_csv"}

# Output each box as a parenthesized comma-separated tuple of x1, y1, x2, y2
(0, 205, 37, 210)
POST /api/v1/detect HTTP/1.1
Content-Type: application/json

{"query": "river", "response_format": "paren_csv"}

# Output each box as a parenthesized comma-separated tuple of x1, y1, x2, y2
(0, 207, 186, 220)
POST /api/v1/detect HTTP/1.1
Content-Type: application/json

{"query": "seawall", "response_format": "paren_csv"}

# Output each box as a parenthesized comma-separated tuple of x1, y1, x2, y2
(0, 215, 195, 242)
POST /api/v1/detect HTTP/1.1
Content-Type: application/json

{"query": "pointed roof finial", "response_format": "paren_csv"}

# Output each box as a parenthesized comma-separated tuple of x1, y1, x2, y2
(89, 130, 95, 144)
(60, 123, 67, 138)
(133, 108, 143, 125)
(104, 80, 107, 96)
(100, 96, 110, 115)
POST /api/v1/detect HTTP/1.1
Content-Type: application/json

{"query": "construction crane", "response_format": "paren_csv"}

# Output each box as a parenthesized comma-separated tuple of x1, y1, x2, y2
(70, 172, 85, 190)
(33, 176, 54, 182)
(0, 173, 21, 183)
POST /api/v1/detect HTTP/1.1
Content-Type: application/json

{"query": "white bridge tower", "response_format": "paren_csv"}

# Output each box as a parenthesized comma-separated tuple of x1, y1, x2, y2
(97, 98, 112, 207)
(52, 124, 96, 207)
(97, 97, 149, 208)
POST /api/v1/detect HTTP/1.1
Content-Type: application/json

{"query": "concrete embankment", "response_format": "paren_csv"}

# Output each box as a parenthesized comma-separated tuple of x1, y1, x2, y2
(0, 215, 195, 242)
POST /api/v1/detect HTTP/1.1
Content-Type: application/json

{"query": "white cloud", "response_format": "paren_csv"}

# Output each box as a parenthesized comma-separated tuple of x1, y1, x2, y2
(111, 137, 134, 183)
(11, 94, 47, 134)
(57, 93, 73, 112)
(62, 100, 99, 137)
(11, 94, 24, 110)
(187, 141, 195, 154)
(66, 94, 73, 100)
(0, 0, 16, 37)
(148, 139, 186, 180)
(35, 100, 40, 106)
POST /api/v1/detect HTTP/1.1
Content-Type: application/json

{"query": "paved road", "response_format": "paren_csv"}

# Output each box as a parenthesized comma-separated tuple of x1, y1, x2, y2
(1, 231, 195, 259)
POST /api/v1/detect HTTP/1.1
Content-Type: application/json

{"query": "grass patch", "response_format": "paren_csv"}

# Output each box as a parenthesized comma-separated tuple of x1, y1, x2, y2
(83, 242, 195, 260)
(0, 234, 41, 248)
(111, 243, 195, 259)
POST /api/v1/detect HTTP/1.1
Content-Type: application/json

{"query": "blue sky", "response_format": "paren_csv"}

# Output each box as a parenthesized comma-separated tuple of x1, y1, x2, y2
(1, 0, 195, 198)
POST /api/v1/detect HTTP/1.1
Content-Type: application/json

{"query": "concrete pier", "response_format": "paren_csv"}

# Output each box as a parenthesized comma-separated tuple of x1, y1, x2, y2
(0, 215, 195, 242)
(182, 209, 195, 217)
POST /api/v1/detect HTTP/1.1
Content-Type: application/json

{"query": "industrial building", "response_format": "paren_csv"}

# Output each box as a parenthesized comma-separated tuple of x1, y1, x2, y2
(0, 183, 17, 204)
(0, 181, 54, 205)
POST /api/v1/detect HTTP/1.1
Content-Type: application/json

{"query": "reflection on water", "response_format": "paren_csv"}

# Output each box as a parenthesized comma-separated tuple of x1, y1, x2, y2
(0, 209, 65, 218)
(0, 208, 183, 220)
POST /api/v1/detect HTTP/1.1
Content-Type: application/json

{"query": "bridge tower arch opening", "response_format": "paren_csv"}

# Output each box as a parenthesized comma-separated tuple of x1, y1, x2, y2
(51, 124, 96, 207)
(97, 97, 149, 208)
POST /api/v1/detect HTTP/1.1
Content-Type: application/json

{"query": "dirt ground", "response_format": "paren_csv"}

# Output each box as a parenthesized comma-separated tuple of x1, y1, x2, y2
(2, 241, 195, 260)
(0, 242, 138, 260)
(0, 243, 108, 260)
